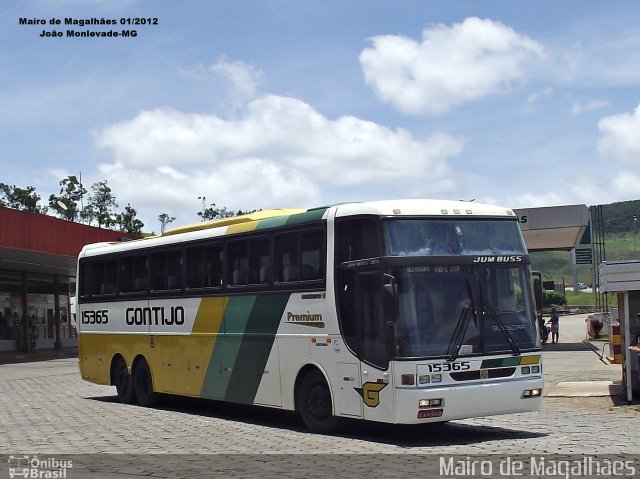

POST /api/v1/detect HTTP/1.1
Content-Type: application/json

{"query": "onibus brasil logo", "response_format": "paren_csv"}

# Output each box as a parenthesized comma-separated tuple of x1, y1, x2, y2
(8, 455, 73, 478)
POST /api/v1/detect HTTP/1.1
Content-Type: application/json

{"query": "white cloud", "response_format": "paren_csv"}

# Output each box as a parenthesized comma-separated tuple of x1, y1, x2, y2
(179, 57, 263, 109)
(481, 192, 567, 210)
(612, 170, 640, 197)
(598, 104, 640, 162)
(209, 57, 263, 102)
(359, 17, 544, 115)
(94, 94, 463, 227)
(571, 100, 609, 116)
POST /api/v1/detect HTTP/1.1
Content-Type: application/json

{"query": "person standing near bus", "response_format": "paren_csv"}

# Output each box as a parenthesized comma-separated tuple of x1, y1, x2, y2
(629, 313, 640, 379)
(550, 308, 560, 344)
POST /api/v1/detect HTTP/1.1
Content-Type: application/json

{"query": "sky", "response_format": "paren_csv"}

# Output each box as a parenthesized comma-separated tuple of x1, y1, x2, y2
(2, 0, 640, 232)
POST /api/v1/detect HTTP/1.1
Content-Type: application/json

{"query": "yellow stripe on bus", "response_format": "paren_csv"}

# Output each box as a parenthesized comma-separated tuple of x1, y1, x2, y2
(520, 355, 541, 365)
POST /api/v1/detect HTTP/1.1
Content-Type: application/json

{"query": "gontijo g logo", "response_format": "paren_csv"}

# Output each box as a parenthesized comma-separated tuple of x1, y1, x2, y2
(355, 382, 388, 407)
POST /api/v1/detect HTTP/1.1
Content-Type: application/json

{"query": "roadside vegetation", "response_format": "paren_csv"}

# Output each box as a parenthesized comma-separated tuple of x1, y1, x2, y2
(0, 177, 257, 236)
(532, 199, 639, 308)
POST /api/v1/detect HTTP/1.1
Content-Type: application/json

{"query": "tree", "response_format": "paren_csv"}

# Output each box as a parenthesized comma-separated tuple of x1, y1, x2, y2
(115, 203, 144, 235)
(48, 175, 87, 222)
(197, 203, 260, 221)
(158, 213, 176, 234)
(88, 181, 118, 228)
(0, 183, 46, 213)
(79, 204, 97, 226)
(197, 202, 235, 221)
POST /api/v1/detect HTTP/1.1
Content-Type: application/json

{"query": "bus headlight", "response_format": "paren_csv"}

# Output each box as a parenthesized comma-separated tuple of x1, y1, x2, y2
(531, 365, 541, 374)
(419, 398, 443, 408)
(521, 388, 542, 399)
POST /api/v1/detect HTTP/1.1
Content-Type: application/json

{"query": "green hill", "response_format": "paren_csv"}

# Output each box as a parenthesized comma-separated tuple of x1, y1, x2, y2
(529, 199, 640, 286)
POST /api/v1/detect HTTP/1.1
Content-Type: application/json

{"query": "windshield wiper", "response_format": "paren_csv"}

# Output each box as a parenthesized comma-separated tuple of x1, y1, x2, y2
(481, 297, 521, 357)
(447, 305, 471, 361)
(447, 278, 475, 361)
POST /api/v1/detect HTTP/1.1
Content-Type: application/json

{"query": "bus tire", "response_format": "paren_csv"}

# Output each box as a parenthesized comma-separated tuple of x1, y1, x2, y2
(133, 358, 158, 408)
(111, 356, 136, 404)
(297, 369, 339, 433)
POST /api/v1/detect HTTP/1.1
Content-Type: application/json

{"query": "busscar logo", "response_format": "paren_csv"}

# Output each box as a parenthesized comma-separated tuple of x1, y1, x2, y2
(285, 311, 325, 328)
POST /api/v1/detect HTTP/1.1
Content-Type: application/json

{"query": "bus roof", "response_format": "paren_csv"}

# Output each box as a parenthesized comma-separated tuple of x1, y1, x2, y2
(78, 199, 515, 258)
(79, 206, 330, 257)
(334, 199, 515, 218)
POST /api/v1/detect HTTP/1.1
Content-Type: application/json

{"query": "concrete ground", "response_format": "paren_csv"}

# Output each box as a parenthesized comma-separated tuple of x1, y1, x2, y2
(0, 312, 638, 478)
(542, 312, 623, 398)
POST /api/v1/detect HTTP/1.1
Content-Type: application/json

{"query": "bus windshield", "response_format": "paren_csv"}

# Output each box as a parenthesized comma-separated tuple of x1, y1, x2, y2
(385, 219, 526, 256)
(391, 264, 538, 358)
(382, 218, 536, 358)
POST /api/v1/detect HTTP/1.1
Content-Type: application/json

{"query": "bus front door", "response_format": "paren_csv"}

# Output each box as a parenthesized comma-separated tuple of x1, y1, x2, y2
(356, 271, 395, 423)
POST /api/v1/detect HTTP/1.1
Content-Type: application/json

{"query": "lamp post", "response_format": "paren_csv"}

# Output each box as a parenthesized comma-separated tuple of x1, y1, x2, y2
(634, 215, 638, 255)
(198, 196, 206, 221)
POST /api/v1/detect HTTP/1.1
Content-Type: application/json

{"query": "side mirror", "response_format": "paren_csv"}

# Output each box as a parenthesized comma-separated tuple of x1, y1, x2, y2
(383, 275, 399, 323)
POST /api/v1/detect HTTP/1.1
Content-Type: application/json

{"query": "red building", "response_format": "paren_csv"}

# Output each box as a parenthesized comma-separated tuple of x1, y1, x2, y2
(0, 206, 135, 352)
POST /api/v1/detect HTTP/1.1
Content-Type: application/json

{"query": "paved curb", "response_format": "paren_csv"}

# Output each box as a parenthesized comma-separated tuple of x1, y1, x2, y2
(0, 348, 78, 365)
(546, 380, 623, 397)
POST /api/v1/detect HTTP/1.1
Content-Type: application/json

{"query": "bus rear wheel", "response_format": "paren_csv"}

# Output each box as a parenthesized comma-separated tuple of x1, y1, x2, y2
(133, 358, 158, 407)
(297, 370, 339, 433)
(112, 356, 136, 404)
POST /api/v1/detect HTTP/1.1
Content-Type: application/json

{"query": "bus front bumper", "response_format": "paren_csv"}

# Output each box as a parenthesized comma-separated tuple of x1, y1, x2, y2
(394, 377, 543, 424)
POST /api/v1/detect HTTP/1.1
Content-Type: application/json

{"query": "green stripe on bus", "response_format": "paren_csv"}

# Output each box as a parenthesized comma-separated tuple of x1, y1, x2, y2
(228, 293, 290, 403)
(200, 296, 256, 399)
(480, 357, 522, 369)
(255, 216, 290, 230)
(200, 294, 290, 403)
(285, 208, 327, 225)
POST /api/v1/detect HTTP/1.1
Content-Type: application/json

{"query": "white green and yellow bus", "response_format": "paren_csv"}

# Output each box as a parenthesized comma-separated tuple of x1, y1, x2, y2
(76, 199, 542, 432)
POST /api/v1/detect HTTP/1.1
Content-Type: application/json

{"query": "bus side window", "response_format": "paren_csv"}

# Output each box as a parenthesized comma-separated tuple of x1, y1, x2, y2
(276, 233, 298, 282)
(300, 231, 322, 280)
(335, 218, 382, 354)
(151, 250, 183, 291)
(204, 245, 223, 287)
(120, 257, 134, 293)
(104, 261, 117, 294)
(187, 244, 222, 288)
(133, 255, 148, 292)
(228, 240, 248, 286)
(79, 262, 91, 298)
(228, 238, 269, 286)
(249, 238, 269, 284)
(187, 246, 205, 288)
(276, 229, 324, 283)
(121, 256, 147, 293)
(335, 218, 381, 263)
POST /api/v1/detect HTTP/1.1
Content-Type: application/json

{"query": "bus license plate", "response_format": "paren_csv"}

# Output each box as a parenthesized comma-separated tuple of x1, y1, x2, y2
(418, 408, 444, 419)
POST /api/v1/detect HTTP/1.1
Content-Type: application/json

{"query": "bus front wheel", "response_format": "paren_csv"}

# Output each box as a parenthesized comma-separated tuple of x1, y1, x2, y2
(111, 356, 136, 404)
(297, 370, 339, 433)
(133, 358, 158, 407)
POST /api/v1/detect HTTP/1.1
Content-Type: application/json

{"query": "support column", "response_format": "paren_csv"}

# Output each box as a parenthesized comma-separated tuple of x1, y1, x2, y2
(20, 271, 29, 353)
(54, 274, 62, 351)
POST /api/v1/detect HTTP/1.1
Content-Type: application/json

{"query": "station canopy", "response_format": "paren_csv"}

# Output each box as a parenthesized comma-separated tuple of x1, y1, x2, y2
(513, 204, 590, 252)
